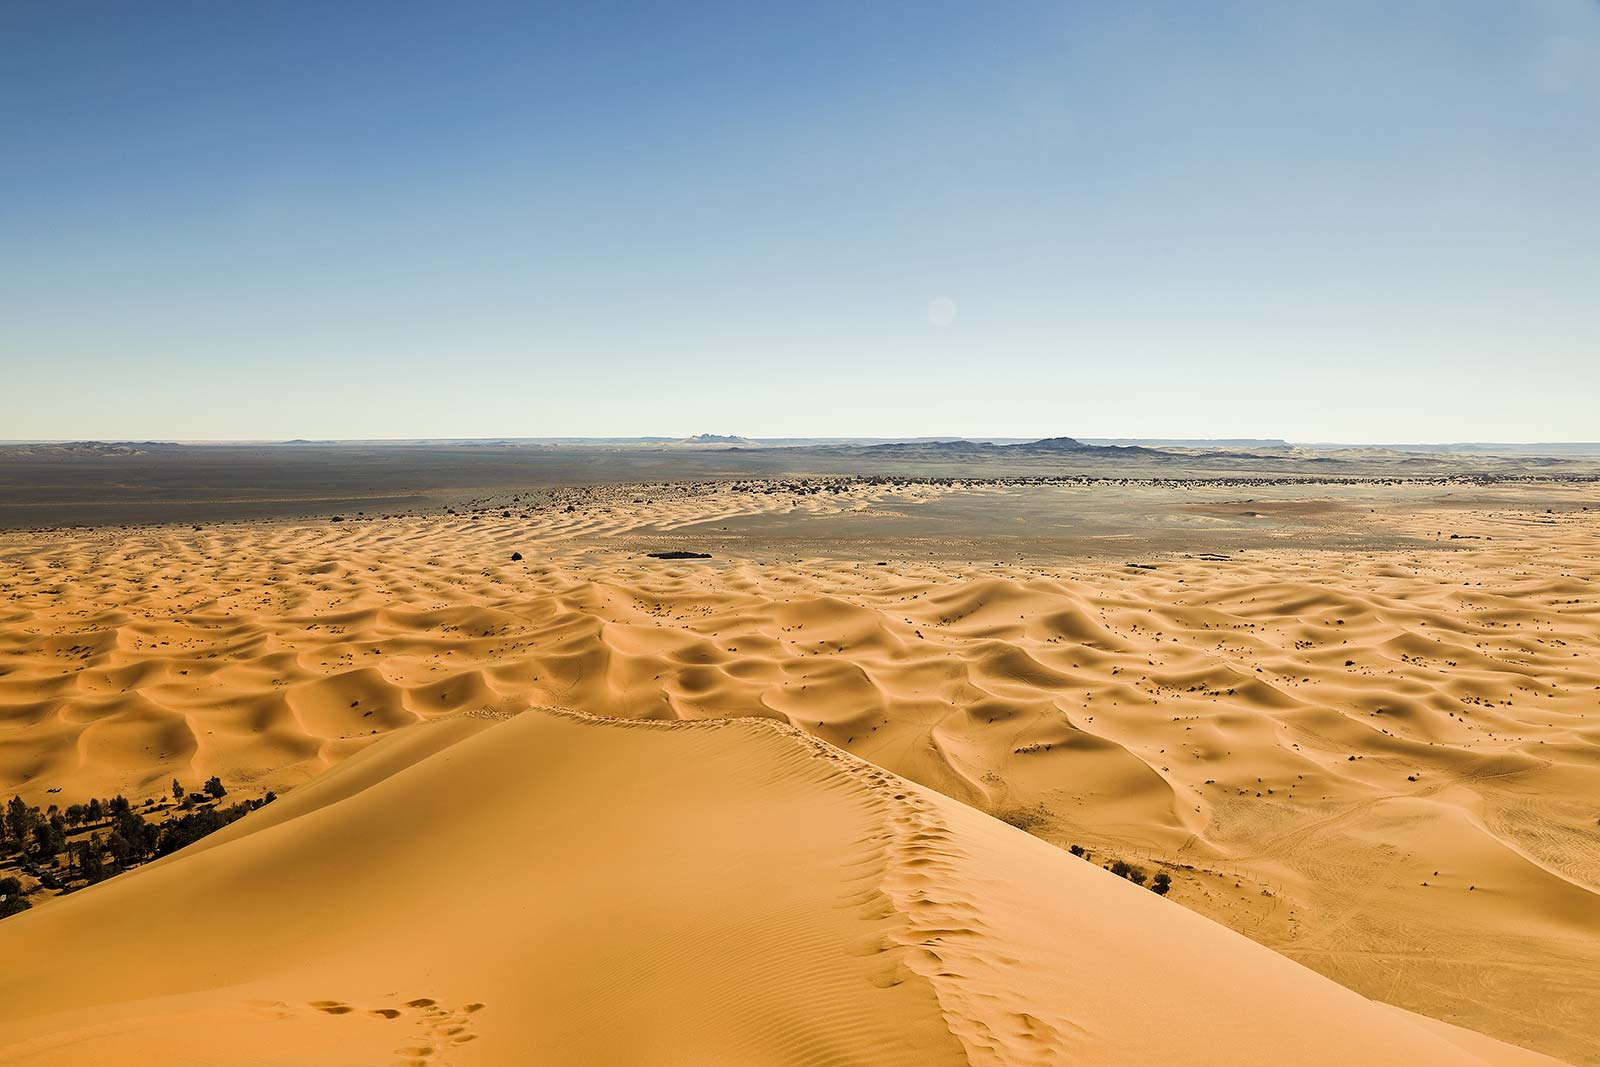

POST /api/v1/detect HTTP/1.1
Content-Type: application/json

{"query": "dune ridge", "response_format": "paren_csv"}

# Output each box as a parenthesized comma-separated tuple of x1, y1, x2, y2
(2, 483, 1598, 1060)
(0, 708, 1570, 1066)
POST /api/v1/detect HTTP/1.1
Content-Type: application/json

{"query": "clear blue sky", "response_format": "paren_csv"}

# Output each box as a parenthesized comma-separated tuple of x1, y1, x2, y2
(3, 1, 1597, 442)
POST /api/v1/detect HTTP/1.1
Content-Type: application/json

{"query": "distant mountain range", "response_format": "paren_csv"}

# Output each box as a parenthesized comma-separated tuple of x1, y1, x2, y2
(1081, 438, 1293, 449)
(858, 436, 1158, 456)
(4, 437, 1599, 459)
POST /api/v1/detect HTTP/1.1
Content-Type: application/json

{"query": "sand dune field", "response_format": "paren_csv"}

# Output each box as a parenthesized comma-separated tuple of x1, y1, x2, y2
(2, 478, 1598, 1063)
(0, 709, 1572, 1066)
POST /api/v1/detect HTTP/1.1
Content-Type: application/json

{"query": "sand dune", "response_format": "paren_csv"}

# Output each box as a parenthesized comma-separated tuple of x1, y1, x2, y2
(2, 481, 1598, 1060)
(0, 709, 1569, 1066)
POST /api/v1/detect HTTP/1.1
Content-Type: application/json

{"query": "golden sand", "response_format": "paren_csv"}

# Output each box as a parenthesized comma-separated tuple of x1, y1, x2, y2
(2, 481, 1596, 1063)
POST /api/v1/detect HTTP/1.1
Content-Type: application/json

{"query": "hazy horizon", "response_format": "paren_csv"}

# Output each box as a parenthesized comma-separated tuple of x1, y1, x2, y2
(7, 434, 1600, 450)
(5, 2, 1598, 441)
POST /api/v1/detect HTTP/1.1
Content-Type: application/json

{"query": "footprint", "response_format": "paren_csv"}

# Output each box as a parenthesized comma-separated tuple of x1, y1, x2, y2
(290, 994, 484, 1065)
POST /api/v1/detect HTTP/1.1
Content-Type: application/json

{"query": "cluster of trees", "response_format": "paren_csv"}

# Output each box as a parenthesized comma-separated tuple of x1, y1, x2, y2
(173, 776, 228, 804)
(6, 793, 147, 870)
(1069, 844, 1173, 896)
(152, 799, 261, 856)
(3, 794, 67, 862)
(1, 777, 275, 918)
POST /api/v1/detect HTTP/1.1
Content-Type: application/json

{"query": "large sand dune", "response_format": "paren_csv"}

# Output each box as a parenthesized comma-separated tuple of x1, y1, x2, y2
(2, 480, 1598, 1061)
(0, 708, 1568, 1066)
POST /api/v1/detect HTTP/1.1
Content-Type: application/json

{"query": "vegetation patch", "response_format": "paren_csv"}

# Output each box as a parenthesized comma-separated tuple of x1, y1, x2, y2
(1, 778, 276, 919)
(1069, 844, 1174, 895)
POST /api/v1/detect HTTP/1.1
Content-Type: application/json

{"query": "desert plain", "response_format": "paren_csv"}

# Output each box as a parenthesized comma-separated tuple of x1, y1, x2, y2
(1, 444, 1597, 1066)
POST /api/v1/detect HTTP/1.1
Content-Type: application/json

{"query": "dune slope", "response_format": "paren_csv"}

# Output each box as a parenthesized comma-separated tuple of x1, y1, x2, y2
(0, 709, 1566, 1066)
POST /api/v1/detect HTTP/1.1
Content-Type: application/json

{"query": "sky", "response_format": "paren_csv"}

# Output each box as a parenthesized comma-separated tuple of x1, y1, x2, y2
(2, 1, 1597, 443)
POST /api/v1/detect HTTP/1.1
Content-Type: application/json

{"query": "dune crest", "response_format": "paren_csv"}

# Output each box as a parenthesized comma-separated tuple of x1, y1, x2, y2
(0, 709, 1568, 1066)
